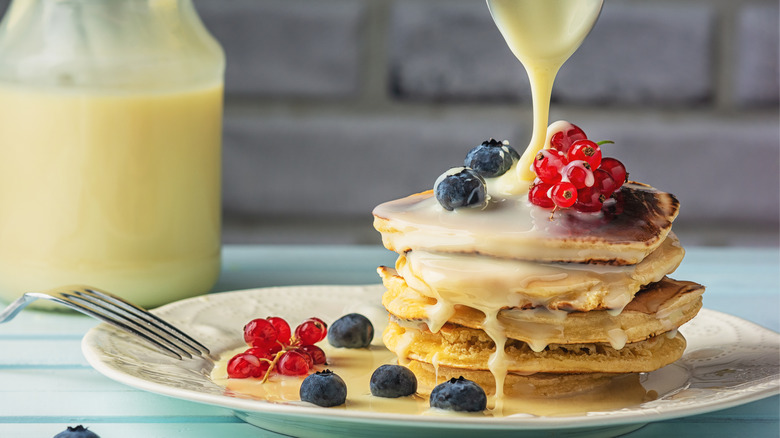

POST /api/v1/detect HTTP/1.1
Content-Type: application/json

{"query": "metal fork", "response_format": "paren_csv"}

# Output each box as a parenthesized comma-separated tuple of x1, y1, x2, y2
(0, 285, 210, 360)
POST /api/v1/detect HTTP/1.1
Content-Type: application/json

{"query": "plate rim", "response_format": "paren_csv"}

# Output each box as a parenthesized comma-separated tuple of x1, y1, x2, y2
(81, 284, 780, 431)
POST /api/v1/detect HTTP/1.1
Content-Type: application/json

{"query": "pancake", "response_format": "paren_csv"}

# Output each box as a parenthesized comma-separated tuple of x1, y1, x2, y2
(373, 182, 680, 265)
(382, 276, 703, 350)
(406, 360, 652, 400)
(383, 319, 686, 374)
(385, 233, 685, 315)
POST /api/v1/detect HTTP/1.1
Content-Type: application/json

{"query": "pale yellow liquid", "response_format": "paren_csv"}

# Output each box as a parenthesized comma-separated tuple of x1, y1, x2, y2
(211, 344, 655, 417)
(487, 0, 603, 191)
(0, 84, 223, 308)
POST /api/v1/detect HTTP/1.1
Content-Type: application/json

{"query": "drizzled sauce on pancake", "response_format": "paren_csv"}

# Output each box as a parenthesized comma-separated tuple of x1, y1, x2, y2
(373, 183, 679, 265)
(210, 340, 659, 417)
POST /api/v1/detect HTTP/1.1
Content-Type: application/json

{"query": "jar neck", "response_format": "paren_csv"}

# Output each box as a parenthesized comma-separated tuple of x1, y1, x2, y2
(0, 0, 224, 91)
(3, 0, 198, 28)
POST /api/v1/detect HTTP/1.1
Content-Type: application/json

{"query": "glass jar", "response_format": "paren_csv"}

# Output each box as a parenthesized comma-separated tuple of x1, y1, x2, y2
(0, 0, 225, 308)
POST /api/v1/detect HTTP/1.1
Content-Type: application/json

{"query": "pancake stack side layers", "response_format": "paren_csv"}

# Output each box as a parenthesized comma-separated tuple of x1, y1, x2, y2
(372, 124, 705, 405)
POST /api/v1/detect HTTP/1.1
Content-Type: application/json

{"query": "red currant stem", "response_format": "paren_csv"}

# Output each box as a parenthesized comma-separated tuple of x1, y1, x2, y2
(548, 206, 558, 221)
(260, 350, 286, 384)
(596, 140, 614, 146)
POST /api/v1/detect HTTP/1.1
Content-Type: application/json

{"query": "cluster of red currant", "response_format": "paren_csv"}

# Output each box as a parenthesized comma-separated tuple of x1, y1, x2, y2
(227, 316, 328, 380)
(529, 123, 627, 213)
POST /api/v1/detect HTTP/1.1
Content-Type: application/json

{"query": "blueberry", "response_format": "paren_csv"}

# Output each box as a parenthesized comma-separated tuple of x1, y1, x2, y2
(433, 167, 487, 211)
(53, 425, 100, 438)
(464, 138, 519, 178)
(429, 376, 487, 412)
(299, 369, 347, 407)
(327, 313, 374, 348)
(370, 364, 417, 398)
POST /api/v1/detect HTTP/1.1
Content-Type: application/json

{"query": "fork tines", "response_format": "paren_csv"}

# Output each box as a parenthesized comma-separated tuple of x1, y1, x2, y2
(53, 287, 210, 360)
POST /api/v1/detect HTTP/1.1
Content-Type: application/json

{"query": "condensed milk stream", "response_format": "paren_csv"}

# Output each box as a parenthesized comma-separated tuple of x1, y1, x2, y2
(482, 0, 603, 408)
(487, 0, 603, 192)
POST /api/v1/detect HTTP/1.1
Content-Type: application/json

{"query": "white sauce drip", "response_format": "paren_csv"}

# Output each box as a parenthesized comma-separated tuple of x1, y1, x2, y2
(373, 183, 665, 265)
(415, 0, 602, 404)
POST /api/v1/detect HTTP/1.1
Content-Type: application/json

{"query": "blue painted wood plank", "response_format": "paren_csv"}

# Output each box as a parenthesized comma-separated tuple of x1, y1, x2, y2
(0, 389, 235, 418)
(624, 396, 779, 437)
(0, 308, 97, 337)
(0, 423, 282, 438)
(0, 339, 87, 367)
(213, 245, 395, 292)
(0, 369, 121, 391)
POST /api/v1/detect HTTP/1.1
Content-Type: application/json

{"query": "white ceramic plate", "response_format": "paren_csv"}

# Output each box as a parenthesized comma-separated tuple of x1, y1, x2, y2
(82, 285, 780, 438)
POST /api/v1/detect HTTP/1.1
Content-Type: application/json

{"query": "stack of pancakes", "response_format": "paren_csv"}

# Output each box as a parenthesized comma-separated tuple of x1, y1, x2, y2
(372, 182, 704, 398)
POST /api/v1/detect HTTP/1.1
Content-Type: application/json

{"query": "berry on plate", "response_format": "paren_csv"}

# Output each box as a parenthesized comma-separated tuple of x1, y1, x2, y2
(299, 370, 348, 407)
(573, 186, 606, 213)
(295, 318, 328, 346)
(548, 121, 587, 154)
(599, 157, 627, 187)
(277, 350, 311, 376)
(227, 352, 270, 379)
(434, 167, 488, 211)
(299, 344, 328, 365)
(567, 139, 602, 168)
(266, 316, 292, 345)
(327, 313, 374, 348)
(370, 364, 417, 398)
(529, 121, 628, 215)
(464, 138, 519, 178)
(243, 318, 278, 349)
(533, 149, 565, 184)
(429, 376, 487, 412)
(550, 181, 578, 208)
(228, 315, 330, 380)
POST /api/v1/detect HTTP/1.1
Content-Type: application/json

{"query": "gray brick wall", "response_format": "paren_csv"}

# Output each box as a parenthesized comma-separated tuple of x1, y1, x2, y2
(735, 4, 780, 106)
(0, 0, 776, 246)
(194, 0, 365, 97)
(390, 1, 528, 100)
(557, 4, 714, 105)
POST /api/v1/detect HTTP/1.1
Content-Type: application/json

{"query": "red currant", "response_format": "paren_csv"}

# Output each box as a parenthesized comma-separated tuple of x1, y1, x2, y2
(308, 317, 328, 334)
(573, 187, 606, 213)
(299, 344, 327, 365)
(295, 318, 327, 345)
(532, 149, 564, 183)
(227, 352, 270, 379)
(593, 168, 619, 196)
(567, 139, 602, 169)
(550, 181, 578, 208)
(268, 343, 283, 356)
(245, 346, 274, 361)
(562, 160, 594, 189)
(292, 348, 315, 369)
(266, 316, 291, 345)
(243, 318, 278, 349)
(549, 123, 587, 154)
(528, 182, 554, 208)
(599, 158, 627, 188)
(277, 350, 310, 376)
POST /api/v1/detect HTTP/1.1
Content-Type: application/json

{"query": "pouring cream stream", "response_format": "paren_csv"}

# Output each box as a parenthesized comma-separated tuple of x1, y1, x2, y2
(486, 0, 603, 193)
(483, 0, 603, 408)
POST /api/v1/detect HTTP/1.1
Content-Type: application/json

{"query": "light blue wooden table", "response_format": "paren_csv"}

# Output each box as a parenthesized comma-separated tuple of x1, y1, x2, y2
(0, 245, 777, 437)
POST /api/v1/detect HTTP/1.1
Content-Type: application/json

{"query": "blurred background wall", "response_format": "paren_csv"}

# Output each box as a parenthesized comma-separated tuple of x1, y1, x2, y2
(1, 0, 777, 247)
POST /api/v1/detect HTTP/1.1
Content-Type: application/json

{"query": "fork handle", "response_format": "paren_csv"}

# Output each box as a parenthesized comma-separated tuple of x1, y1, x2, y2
(0, 294, 37, 323)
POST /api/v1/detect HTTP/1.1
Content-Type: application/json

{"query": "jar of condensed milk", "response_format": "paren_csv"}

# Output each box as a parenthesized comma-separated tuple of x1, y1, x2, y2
(0, 0, 224, 308)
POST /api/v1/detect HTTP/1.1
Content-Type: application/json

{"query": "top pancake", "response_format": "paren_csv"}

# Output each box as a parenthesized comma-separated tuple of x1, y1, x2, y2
(373, 182, 679, 265)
